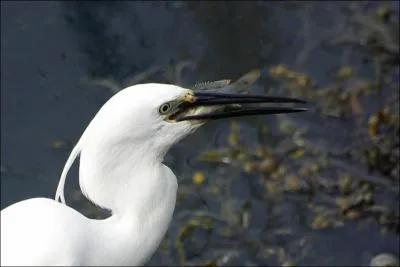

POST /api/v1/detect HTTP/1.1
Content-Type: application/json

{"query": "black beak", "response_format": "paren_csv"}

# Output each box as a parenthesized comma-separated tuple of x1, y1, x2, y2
(172, 92, 308, 121)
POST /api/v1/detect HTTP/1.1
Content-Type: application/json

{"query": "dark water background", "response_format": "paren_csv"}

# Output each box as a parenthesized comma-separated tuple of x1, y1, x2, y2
(1, 1, 399, 266)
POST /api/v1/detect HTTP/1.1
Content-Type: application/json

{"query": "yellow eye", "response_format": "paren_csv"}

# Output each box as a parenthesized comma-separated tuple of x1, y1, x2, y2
(158, 103, 171, 115)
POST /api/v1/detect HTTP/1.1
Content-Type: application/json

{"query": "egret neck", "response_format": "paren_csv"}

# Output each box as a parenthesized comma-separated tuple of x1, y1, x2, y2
(80, 128, 178, 265)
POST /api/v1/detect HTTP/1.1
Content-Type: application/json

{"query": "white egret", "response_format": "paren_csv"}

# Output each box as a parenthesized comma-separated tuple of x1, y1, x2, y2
(1, 82, 306, 266)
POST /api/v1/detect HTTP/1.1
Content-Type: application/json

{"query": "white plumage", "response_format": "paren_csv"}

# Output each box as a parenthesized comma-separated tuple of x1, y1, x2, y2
(1, 84, 193, 265)
(1, 83, 306, 266)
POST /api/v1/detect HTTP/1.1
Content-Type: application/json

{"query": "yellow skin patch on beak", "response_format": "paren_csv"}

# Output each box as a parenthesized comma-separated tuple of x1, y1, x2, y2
(181, 91, 196, 103)
(166, 91, 200, 123)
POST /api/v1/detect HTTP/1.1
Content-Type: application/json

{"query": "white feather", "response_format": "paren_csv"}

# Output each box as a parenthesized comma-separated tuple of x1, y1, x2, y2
(1, 83, 196, 266)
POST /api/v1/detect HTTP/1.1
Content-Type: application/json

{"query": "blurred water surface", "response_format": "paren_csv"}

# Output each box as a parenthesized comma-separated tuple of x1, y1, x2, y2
(1, 1, 398, 266)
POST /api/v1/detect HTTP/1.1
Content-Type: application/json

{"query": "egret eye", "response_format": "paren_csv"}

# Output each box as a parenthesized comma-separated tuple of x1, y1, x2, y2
(159, 103, 171, 115)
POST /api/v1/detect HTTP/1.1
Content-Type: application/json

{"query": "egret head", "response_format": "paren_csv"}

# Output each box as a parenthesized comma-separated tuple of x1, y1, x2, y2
(83, 84, 200, 160)
(83, 83, 307, 160)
